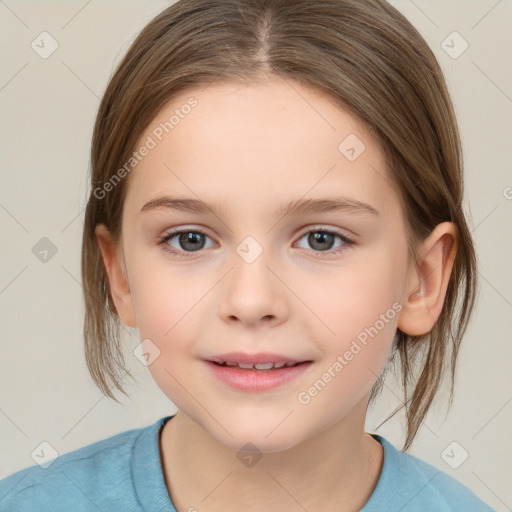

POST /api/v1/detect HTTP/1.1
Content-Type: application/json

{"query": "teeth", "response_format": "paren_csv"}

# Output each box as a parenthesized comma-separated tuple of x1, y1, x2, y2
(216, 361, 300, 370)
(254, 363, 274, 370)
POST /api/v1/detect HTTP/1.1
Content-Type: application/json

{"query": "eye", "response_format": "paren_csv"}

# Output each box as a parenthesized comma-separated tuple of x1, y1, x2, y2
(159, 228, 215, 258)
(295, 227, 355, 257)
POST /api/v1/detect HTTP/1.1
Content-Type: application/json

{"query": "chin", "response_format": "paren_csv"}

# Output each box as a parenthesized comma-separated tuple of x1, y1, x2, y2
(208, 415, 309, 454)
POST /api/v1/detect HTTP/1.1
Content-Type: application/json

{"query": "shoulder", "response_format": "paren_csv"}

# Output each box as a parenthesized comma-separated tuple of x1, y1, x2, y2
(365, 435, 497, 512)
(0, 419, 163, 512)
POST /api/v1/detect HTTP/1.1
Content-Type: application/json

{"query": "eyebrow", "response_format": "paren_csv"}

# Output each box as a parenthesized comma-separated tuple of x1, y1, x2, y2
(140, 195, 380, 217)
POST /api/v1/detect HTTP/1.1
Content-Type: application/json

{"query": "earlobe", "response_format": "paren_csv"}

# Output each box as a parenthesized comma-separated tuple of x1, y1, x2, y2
(95, 224, 137, 328)
(397, 222, 458, 336)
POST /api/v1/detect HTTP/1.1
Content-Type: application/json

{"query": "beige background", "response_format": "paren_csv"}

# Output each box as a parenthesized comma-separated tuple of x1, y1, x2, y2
(1, 0, 511, 509)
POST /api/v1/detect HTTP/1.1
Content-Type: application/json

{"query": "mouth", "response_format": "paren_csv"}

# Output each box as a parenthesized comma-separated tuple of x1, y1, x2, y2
(209, 360, 309, 371)
(204, 356, 313, 392)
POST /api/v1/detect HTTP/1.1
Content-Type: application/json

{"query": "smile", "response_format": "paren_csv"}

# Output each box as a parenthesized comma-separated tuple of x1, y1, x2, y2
(211, 360, 303, 370)
(204, 359, 313, 392)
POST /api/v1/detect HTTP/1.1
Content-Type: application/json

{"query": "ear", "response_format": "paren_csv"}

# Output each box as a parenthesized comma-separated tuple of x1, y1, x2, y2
(95, 224, 137, 328)
(397, 221, 458, 336)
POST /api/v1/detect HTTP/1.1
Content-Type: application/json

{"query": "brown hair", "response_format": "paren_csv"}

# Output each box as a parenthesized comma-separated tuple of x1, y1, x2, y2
(81, 0, 478, 451)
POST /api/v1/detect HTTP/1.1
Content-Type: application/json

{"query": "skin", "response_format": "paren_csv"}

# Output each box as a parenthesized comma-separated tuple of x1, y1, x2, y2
(96, 76, 458, 511)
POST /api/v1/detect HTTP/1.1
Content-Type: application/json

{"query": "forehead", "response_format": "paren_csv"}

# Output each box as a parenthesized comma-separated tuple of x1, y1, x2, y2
(125, 78, 398, 218)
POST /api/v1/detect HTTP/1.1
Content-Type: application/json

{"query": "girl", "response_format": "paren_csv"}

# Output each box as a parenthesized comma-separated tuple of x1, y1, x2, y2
(0, 0, 498, 510)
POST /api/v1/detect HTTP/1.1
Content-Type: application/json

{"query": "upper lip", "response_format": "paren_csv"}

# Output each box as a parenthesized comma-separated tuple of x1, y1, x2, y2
(206, 352, 310, 365)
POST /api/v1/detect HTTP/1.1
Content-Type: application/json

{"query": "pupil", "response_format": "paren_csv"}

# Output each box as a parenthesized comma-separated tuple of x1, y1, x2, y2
(179, 232, 205, 251)
(309, 232, 334, 251)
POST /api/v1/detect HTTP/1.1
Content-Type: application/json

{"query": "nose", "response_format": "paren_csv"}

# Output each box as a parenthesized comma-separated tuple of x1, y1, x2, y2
(217, 244, 289, 327)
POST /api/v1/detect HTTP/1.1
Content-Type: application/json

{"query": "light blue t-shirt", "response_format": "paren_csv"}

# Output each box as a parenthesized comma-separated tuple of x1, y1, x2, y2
(0, 415, 496, 511)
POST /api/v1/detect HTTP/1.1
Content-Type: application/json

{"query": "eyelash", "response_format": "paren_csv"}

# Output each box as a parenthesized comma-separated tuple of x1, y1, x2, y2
(158, 227, 355, 259)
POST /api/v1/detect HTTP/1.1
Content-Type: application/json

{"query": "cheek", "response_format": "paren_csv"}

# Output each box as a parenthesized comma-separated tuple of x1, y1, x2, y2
(294, 251, 404, 389)
(129, 265, 213, 408)
(126, 244, 210, 339)
(295, 275, 401, 422)
(297, 251, 405, 341)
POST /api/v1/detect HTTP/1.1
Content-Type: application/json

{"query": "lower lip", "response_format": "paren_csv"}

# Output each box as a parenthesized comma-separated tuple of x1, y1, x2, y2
(204, 360, 312, 392)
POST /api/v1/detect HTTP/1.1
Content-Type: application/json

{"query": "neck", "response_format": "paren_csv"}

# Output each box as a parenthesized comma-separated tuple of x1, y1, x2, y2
(159, 399, 383, 512)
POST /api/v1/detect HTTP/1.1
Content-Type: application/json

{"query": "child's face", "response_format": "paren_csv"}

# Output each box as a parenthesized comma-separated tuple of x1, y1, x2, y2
(113, 77, 416, 451)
